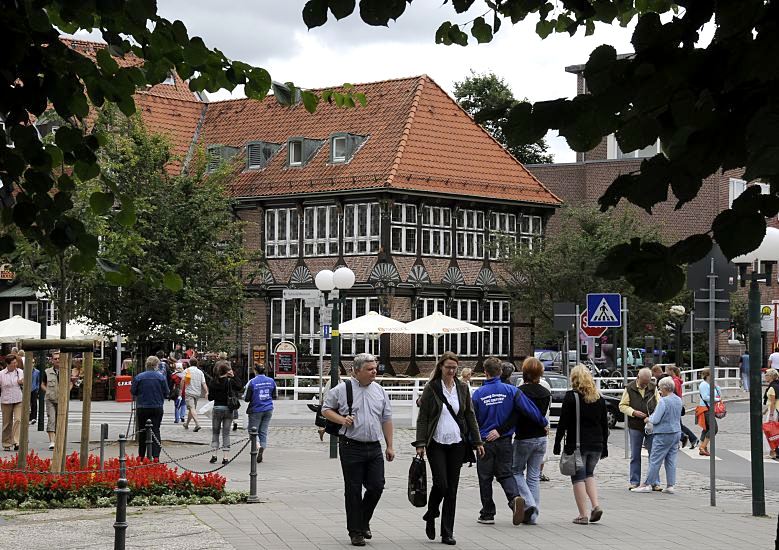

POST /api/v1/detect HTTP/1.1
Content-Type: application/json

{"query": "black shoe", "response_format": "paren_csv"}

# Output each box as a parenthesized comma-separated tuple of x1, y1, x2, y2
(441, 537, 456, 545)
(680, 435, 688, 448)
(476, 515, 494, 524)
(222, 458, 229, 465)
(350, 534, 366, 546)
(523, 505, 537, 524)
(209, 455, 217, 464)
(425, 518, 435, 540)
(232, 422, 238, 431)
(257, 447, 264, 463)
(540, 474, 550, 482)
(12, 444, 19, 451)
(193, 426, 201, 432)
(363, 528, 372, 540)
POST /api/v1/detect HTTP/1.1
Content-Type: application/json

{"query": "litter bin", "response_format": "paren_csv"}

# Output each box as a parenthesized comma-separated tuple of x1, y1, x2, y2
(115, 375, 133, 402)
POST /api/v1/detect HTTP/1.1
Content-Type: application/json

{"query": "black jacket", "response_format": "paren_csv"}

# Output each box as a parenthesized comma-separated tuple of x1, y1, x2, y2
(413, 378, 482, 448)
(554, 390, 609, 456)
(207, 376, 242, 407)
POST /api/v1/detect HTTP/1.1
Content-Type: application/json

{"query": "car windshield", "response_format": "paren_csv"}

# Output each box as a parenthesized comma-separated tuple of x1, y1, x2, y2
(544, 376, 568, 390)
(538, 351, 555, 361)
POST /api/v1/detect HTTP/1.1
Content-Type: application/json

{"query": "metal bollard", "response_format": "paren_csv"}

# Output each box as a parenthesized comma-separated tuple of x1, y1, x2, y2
(99, 423, 109, 470)
(247, 428, 259, 503)
(113, 434, 130, 550)
(144, 419, 153, 460)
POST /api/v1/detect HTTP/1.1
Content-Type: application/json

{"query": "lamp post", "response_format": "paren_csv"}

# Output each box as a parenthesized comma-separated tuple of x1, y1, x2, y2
(315, 266, 356, 459)
(669, 305, 686, 369)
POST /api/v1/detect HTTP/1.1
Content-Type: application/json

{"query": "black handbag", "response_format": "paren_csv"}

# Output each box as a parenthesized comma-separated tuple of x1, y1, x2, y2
(323, 381, 353, 436)
(407, 456, 428, 507)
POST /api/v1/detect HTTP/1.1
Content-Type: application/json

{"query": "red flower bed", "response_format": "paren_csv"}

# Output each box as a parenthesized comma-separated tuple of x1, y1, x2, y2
(0, 452, 226, 506)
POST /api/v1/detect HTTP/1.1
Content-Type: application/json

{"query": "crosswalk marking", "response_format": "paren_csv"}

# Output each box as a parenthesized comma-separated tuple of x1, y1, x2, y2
(728, 450, 779, 463)
(679, 448, 721, 460)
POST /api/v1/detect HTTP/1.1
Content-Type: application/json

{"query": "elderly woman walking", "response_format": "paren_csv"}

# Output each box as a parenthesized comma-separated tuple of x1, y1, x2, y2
(631, 376, 682, 493)
(0, 355, 24, 451)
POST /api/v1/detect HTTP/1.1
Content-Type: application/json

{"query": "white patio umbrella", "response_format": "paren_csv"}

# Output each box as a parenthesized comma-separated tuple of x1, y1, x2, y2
(47, 317, 108, 340)
(0, 315, 42, 343)
(405, 311, 487, 336)
(338, 311, 410, 334)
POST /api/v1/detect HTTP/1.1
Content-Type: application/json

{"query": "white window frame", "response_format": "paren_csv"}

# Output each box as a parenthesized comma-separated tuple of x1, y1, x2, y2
(304, 205, 339, 256)
(341, 297, 381, 356)
(343, 203, 380, 255)
(607, 134, 661, 160)
(449, 299, 481, 357)
(420, 206, 452, 257)
(518, 215, 543, 252)
(456, 209, 485, 260)
(391, 203, 417, 254)
(415, 298, 447, 357)
(9, 301, 23, 318)
(289, 140, 303, 166)
(265, 208, 299, 258)
(25, 302, 39, 323)
(489, 212, 517, 260)
(728, 178, 768, 208)
(332, 136, 347, 163)
(483, 300, 510, 356)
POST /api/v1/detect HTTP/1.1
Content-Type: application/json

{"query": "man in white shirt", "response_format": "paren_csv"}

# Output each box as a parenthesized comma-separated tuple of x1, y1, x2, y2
(769, 347, 779, 370)
(181, 358, 207, 432)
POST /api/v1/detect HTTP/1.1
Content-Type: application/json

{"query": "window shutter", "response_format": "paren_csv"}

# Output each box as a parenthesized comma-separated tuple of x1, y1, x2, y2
(247, 143, 264, 169)
(207, 146, 221, 172)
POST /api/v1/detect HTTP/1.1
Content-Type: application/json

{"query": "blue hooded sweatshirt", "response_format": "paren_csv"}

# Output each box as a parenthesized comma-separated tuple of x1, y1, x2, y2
(472, 377, 547, 439)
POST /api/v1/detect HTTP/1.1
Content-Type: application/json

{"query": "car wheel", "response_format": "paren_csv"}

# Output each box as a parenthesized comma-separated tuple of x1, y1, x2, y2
(606, 409, 617, 429)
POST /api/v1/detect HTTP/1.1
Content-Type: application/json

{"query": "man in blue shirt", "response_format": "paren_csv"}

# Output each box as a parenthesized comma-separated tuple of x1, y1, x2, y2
(130, 356, 168, 460)
(245, 364, 277, 463)
(472, 357, 547, 526)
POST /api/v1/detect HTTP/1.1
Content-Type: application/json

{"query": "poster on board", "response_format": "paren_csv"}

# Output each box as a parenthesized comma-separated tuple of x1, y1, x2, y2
(274, 341, 297, 379)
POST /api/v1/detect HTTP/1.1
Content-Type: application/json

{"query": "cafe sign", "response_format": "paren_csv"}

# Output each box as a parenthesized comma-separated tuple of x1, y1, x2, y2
(273, 341, 297, 379)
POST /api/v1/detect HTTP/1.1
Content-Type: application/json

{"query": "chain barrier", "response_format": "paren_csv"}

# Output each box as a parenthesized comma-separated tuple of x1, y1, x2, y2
(151, 431, 252, 475)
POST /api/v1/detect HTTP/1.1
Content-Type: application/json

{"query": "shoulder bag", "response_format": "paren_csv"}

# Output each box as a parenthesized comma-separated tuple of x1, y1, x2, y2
(407, 455, 428, 507)
(432, 380, 476, 466)
(227, 379, 241, 411)
(324, 381, 353, 436)
(559, 392, 584, 476)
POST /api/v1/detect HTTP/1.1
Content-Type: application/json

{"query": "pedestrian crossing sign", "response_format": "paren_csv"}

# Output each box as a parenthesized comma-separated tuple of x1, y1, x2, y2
(586, 293, 622, 327)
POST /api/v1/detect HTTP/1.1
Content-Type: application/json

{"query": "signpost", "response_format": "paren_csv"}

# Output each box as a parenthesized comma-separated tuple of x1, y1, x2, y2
(580, 311, 608, 339)
(553, 303, 576, 377)
(273, 341, 297, 379)
(586, 293, 622, 328)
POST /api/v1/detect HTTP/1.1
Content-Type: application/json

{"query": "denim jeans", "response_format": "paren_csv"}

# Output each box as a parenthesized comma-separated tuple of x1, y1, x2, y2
(476, 437, 518, 519)
(338, 438, 385, 536)
(629, 429, 653, 486)
(211, 406, 232, 450)
(174, 397, 186, 422)
(248, 410, 273, 448)
(511, 437, 546, 523)
(644, 432, 679, 486)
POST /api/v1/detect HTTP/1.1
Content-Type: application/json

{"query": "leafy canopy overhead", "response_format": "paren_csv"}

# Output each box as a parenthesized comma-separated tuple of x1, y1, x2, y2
(303, 0, 779, 301)
(453, 70, 554, 165)
(1, 2, 363, 289)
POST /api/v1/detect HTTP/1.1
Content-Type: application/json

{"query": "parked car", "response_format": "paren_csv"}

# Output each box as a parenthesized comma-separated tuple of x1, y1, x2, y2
(534, 349, 557, 370)
(551, 350, 578, 371)
(541, 374, 624, 429)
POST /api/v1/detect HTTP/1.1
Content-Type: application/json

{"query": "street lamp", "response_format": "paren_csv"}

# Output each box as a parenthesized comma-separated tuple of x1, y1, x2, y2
(315, 266, 356, 459)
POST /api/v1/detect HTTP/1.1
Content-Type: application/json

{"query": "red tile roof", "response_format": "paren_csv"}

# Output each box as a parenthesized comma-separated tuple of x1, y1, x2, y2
(134, 94, 204, 173)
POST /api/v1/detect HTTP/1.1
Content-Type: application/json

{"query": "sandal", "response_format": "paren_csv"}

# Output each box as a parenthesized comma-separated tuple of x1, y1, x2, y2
(589, 506, 603, 523)
(572, 516, 589, 525)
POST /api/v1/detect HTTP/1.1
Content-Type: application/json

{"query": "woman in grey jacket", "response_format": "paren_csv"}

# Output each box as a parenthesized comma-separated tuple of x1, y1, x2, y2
(414, 352, 483, 545)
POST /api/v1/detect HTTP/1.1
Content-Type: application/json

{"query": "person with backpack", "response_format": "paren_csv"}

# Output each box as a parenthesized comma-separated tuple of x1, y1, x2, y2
(321, 353, 394, 548)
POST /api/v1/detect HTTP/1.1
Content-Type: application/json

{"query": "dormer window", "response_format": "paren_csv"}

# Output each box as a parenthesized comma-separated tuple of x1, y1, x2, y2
(207, 144, 239, 173)
(289, 140, 303, 166)
(330, 133, 367, 164)
(286, 137, 324, 167)
(246, 141, 280, 170)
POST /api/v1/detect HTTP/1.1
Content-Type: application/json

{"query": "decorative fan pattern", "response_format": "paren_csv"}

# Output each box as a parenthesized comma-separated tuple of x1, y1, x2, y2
(258, 268, 275, 287)
(289, 265, 313, 286)
(407, 264, 431, 286)
(442, 266, 465, 288)
(369, 262, 400, 286)
(476, 268, 497, 288)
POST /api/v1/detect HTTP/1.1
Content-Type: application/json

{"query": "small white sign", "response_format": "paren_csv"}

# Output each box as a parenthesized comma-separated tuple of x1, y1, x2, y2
(283, 289, 321, 300)
(320, 307, 333, 324)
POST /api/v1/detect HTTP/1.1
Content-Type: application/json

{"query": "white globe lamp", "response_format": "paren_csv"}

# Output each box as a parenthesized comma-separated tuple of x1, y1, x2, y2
(315, 269, 335, 292)
(333, 266, 356, 290)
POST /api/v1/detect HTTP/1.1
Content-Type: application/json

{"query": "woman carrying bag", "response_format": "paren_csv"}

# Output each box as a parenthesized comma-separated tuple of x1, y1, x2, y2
(207, 361, 242, 465)
(553, 365, 608, 525)
(414, 352, 484, 546)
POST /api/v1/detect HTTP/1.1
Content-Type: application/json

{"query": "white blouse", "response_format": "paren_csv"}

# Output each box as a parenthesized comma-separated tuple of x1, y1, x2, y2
(433, 382, 463, 445)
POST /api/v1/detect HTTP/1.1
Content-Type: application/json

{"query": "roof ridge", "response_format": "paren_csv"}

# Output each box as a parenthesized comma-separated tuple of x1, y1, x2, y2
(419, 76, 561, 205)
(386, 76, 426, 188)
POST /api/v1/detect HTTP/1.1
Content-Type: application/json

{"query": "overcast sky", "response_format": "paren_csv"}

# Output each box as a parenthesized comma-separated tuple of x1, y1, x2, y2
(78, 1, 643, 161)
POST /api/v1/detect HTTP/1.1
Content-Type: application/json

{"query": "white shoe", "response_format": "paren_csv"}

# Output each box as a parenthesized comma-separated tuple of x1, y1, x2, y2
(664, 486, 675, 494)
(630, 485, 652, 493)
(48, 442, 54, 450)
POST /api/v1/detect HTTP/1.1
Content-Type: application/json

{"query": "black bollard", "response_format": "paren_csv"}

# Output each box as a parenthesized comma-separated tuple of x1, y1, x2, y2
(99, 423, 108, 470)
(113, 434, 130, 550)
(247, 427, 259, 503)
(144, 419, 153, 460)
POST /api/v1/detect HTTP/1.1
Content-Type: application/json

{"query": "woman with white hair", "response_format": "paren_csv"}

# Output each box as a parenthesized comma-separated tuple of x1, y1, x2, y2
(632, 376, 682, 493)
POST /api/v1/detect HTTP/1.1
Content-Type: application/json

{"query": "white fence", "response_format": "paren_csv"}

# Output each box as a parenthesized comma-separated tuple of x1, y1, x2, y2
(274, 366, 745, 428)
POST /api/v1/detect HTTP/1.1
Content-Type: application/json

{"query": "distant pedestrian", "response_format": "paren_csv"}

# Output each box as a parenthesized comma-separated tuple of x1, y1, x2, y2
(40, 352, 68, 450)
(619, 368, 659, 489)
(460, 368, 475, 395)
(130, 356, 168, 460)
(667, 366, 697, 449)
(321, 353, 395, 547)
(770, 347, 779, 370)
(181, 358, 207, 432)
(29, 360, 40, 425)
(631, 376, 682, 493)
(415, 352, 483, 545)
(472, 356, 547, 527)
(0, 355, 23, 451)
(763, 369, 779, 459)
(207, 360, 242, 465)
(740, 352, 750, 392)
(553, 365, 608, 525)
(245, 364, 276, 463)
(506, 357, 551, 525)
(230, 365, 242, 432)
(695, 368, 720, 457)
(171, 364, 186, 423)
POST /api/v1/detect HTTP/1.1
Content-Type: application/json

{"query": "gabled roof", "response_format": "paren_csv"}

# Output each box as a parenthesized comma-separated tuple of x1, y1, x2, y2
(200, 76, 560, 205)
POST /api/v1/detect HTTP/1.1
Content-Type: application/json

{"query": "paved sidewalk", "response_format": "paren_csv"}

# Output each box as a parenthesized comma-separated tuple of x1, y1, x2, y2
(1, 425, 777, 549)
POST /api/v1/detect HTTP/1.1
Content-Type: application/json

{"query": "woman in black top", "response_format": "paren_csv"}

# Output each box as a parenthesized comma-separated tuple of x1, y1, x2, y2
(510, 357, 551, 525)
(207, 360, 242, 464)
(553, 365, 609, 525)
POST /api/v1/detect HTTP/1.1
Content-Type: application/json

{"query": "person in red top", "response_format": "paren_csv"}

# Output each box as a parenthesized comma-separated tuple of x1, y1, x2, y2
(666, 366, 698, 449)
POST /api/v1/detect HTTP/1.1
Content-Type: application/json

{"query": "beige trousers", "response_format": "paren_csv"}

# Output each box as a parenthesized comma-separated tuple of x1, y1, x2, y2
(1, 402, 22, 448)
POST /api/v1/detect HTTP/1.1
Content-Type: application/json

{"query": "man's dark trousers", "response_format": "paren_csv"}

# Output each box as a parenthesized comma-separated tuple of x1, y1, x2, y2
(339, 438, 385, 536)
(476, 436, 518, 518)
(137, 407, 163, 459)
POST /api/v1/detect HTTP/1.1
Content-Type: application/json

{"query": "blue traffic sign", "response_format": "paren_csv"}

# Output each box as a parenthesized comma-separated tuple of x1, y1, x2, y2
(586, 293, 622, 327)
(322, 324, 331, 339)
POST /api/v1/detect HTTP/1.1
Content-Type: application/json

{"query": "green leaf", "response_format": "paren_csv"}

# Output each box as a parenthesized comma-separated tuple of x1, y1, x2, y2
(448, 24, 469, 46)
(536, 19, 554, 38)
(303, 0, 328, 29)
(54, 127, 84, 153)
(712, 209, 766, 260)
(668, 234, 712, 264)
(116, 202, 137, 227)
(452, 0, 476, 13)
(70, 253, 97, 273)
(89, 191, 115, 214)
(96, 48, 119, 75)
(163, 271, 184, 292)
(301, 90, 320, 113)
(0, 235, 15, 255)
(74, 160, 100, 181)
(354, 92, 367, 107)
(359, 0, 409, 26)
(471, 17, 493, 44)
(329, 0, 356, 20)
(435, 22, 453, 45)
(44, 144, 64, 167)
